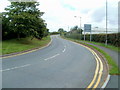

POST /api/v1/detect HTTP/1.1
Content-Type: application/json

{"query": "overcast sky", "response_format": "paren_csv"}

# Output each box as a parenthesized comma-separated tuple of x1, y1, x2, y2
(0, 0, 119, 32)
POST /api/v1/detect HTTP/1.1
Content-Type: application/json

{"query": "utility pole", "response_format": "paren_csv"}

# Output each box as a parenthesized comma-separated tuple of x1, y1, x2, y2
(80, 17, 82, 40)
(105, 0, 108, 45)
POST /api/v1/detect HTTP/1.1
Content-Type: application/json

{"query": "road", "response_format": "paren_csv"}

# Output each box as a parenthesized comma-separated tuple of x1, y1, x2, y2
(2, 35, 107, 88)
(79, 41, 119, 89)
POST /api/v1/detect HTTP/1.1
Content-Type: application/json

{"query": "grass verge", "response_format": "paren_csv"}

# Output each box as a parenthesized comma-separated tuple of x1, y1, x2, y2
(62, 36, 120, 75)
(1, 36, 51, 55)
(80, 40, 120, 52)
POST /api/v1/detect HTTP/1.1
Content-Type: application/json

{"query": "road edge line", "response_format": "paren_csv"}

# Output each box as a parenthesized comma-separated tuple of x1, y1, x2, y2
(101, 74, 110, 88)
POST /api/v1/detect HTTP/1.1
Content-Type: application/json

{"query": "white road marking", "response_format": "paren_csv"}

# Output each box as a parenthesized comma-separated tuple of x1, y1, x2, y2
(62, 46, 66, 52)
(62, 48, 66, 52)
(101, 74, 110, 88)
(44, 54, 60, 61)
(1, 64, 31, 72)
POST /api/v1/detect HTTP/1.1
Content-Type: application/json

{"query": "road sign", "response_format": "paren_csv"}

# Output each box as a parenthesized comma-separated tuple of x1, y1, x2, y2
(84, 24, 91, 32)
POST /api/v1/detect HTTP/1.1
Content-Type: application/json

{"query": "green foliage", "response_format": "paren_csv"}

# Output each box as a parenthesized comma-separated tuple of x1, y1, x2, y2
(2, 1, 49, 40)
(58, 28, 67, 35)
(70, 25, 83, 34)
(2, 36, 51, 55)
(58, 28, 64, 32)
(81, 42, 120, 75)
(62, 37, 120, 75)
(65, 33, 120, 47)
(50, 32, 60, 35)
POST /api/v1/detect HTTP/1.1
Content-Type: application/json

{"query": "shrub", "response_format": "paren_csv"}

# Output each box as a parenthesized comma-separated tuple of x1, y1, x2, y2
(65, 33, 120, 47)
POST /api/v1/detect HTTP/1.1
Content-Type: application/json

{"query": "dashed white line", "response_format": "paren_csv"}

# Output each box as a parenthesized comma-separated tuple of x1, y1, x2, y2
(1, 64, 31, 72)
(44, 54, 60, 61)
(62, 48, 66, 52)
(62, 46, 66, 52)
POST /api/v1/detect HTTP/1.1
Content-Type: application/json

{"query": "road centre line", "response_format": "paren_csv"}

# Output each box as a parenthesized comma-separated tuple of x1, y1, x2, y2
(1, 64, 31, 72)
(44, 54, 60, 61)
(62, 46, 66, 52)
(1, 53, 60, 72)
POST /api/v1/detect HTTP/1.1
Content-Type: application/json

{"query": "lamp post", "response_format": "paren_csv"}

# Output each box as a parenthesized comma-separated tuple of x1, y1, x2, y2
(105, 0, 108, 45)
(74, 16, 82, 40)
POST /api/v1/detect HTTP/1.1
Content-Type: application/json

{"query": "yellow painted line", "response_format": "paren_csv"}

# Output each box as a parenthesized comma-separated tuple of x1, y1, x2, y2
(80, 44, 104, 89)
(70, 41, 104, 89)
(2, 49, 38, 59)
(93, 52, 103, 88)
(86, 49, 100, 88)
(87, 56, 99, 89)
(2, 39, 52, 59)
(73, 42, 103, 89)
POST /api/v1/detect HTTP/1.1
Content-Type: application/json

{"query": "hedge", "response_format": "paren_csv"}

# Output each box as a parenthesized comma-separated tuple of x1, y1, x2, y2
(65, 33, 120, 47)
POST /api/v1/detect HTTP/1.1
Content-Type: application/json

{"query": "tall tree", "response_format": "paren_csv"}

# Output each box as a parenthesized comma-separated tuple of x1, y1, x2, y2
(2, 1, 48, 40)
(58, 28, 65, 35)
(70, 25, 83, 34)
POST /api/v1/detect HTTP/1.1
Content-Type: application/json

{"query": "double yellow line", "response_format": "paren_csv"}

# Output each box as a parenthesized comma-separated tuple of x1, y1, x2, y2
(80, 44, 103, 89)
(64, 39, 104, 89)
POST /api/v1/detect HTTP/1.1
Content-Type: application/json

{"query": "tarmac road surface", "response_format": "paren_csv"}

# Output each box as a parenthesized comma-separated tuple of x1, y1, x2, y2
(2, 35, 107, 88)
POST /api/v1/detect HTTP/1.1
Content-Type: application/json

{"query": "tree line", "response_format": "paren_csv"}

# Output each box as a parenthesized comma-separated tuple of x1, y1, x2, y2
(1, 1, 49, 40)
(56, 26, 83, 36)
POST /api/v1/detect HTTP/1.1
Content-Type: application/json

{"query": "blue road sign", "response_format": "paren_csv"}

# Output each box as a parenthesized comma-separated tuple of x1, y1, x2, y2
(84, 24, 91, 32)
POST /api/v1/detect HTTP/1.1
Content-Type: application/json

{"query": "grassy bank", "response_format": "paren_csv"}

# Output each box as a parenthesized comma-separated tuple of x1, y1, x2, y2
(80, 40, 120, 52)
(2, 36, 51, 55)
(62, 36, 120, 75)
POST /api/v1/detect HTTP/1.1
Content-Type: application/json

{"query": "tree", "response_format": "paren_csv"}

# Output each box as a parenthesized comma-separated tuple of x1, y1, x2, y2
(2, 1, 48, 40)
(70, 25, 83, 34)
(77, 28, 83, 34)
(58, 28, 64, 32)
(72, 26, 78, 31)
(58, 28, 65, 35)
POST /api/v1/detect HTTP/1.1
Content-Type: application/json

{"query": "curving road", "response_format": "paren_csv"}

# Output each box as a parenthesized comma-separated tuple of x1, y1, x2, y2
(2, 35, 107, 88)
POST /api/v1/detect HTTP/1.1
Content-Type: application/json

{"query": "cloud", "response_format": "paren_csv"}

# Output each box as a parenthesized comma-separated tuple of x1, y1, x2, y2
(80, 9, 91, 14)
(0, 0, 10, 12)
(62, 3, 76, 11)
(1, 0, 119, 31)
(39, 0, 119, 31)
(90, 0, 118, 28)
(91, 7, 105, 22)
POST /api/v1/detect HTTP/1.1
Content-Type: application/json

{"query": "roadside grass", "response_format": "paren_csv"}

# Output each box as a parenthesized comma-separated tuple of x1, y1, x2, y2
(1, 36, 51, 55)
(80, 40, 120, 52)
(62, 36, 120, 75)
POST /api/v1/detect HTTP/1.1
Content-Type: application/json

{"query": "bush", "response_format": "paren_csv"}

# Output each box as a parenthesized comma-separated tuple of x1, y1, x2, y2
(50, 32, 60, 35)
(65, 33, 120, 47)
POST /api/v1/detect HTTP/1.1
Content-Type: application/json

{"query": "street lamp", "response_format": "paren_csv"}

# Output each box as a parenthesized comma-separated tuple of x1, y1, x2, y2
(74, 16, 82, 40)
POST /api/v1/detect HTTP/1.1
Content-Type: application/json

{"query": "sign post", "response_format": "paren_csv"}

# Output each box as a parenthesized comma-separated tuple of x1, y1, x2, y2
(84, 24, 92, 41)
(90, 30, 92, 42)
